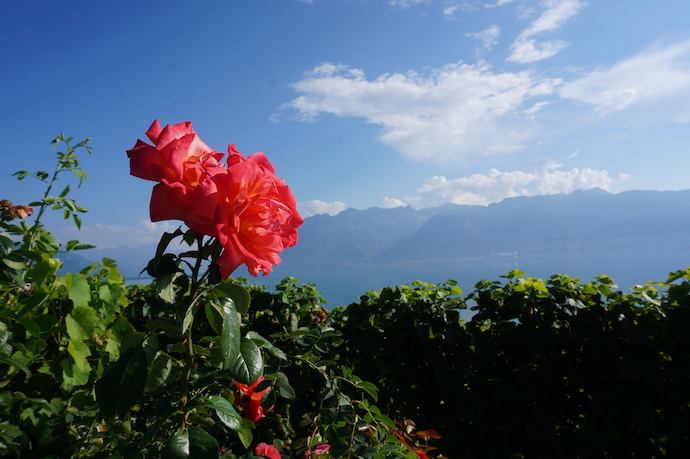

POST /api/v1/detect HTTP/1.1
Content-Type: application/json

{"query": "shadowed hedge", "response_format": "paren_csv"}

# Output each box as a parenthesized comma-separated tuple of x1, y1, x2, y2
(325, 271, 690, 457)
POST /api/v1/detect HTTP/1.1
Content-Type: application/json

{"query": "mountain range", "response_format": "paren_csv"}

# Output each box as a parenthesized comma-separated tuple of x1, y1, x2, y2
(63, 188, 690, 307)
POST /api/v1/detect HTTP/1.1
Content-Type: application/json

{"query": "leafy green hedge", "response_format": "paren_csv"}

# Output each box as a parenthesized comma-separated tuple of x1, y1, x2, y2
(332, 272, 690, 457)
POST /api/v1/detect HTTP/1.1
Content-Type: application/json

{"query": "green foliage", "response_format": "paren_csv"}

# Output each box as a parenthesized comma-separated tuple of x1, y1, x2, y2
(333, 271, 690, 457)
(5, 134, 690, 458)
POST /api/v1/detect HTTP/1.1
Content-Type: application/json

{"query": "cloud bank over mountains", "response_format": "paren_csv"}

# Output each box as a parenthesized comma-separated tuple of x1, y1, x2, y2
(277, 0, 690, 213)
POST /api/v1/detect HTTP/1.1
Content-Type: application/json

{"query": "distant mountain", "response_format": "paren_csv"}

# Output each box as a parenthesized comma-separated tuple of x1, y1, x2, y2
(63, 189, 690, 307)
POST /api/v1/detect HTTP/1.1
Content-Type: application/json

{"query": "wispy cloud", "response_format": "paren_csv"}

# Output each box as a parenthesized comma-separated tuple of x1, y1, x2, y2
(387, 0, 429, 7)
(466, 25, 501, 52)
(560, 41, 690, 118)
(397, 160, 626, 208)
(298, 199, 347, 217)
(279, 62, 558, 161)
(507, 0, 586, 63)
(443, 6, 459, 17)
(488, 0, 518, 7)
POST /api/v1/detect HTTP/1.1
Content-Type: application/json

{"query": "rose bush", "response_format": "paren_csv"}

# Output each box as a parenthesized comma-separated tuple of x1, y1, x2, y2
(127, 120, 303, 278)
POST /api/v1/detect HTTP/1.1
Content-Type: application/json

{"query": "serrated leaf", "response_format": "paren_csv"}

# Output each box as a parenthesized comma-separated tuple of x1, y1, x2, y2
(95, 345, 147, 417)
(68, 306, 99, 338)
(64, 273, 90, 307)
(67, 340, 92, 372)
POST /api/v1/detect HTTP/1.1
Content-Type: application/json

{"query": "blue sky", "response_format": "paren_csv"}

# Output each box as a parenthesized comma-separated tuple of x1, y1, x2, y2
(3, 0, 690, 249)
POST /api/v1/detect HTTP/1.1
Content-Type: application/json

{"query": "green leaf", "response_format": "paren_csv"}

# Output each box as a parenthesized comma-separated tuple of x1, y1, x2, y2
(0, 233, 14, 257)
(188, 426, 219, 458)
(64, 273, 90, 307)
(157, 272, 181, 304)
(356, 381, 379, 402)
(95, 345, 148, 417)
(0, 355, 31, 376)
(206, 395, 242, 431)
(67, 306, 99, 340)
(164, 429, 190, 459)
(236, 420, 253, 448)
(245, 331, 287, 361)
(145, 318, 183, 339)
(214, 283, 251, 315)
(146, 354, 173, 391)
(228, 337, 263, 384)
(58, 184, 70, 198)
(155, 228, 184, 260)
(60, 356, 90, 387)
(0, 322, 7, 347)
(67, 340, 92, 372)
(274, 372, 296, 399)
(65, 240, 95, 252)
(219, 300, 241, 369)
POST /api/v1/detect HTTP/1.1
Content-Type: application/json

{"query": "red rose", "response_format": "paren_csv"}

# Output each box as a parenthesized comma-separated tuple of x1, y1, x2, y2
(209, 147, 303, 277)
(255, 442, 281, 459)
(127, 120, 225, 225)
(128, 121, 302, 278)
(414, 451, 429, 459)
(233, 377, 273, 423)
(127, 119, 223, 186)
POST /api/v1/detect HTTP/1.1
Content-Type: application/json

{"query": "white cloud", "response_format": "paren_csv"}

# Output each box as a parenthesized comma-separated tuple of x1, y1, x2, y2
(486, 0, 517, 8)
(298, 200, 347, 217)
(381, 197, 408, 208)
(559, 41, 690, 118)
(443, 6, 459, 17)
(507, 0, 586, 63)
(55, 220, 181, 249)
(523, 100, 551, 115)
(387, 0, 429, 7)
(280, 61, 558, 161)
(466, 25, 501, 52)
(399, 160, 624, 208)
(508, 38, 570, 64)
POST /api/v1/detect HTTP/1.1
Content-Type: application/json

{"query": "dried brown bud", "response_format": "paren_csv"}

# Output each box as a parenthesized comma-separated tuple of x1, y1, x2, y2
(1, 200, 34, 221)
